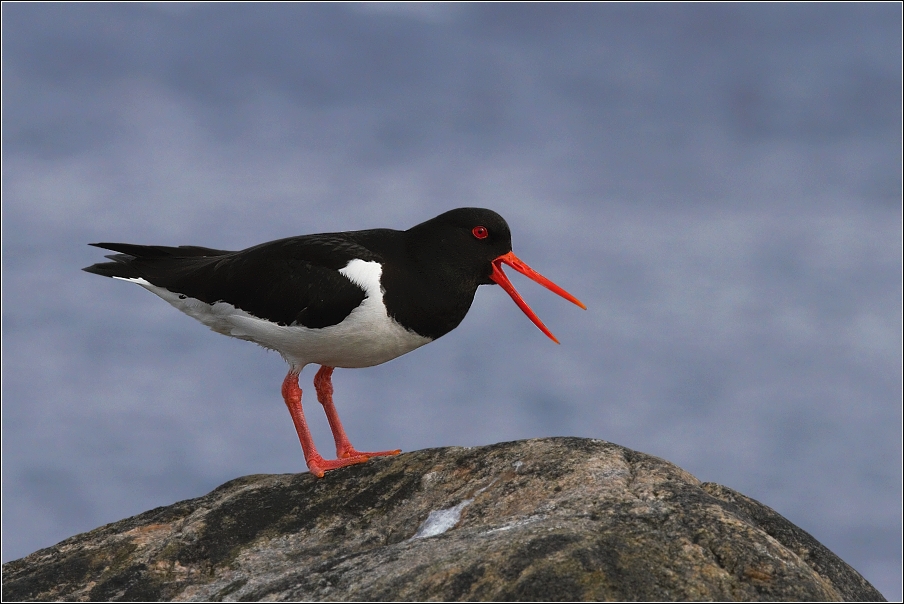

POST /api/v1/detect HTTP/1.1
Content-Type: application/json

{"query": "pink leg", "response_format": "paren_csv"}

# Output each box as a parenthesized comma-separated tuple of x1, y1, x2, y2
(281, 370, 368, 478)
(314, 366, 401, 459)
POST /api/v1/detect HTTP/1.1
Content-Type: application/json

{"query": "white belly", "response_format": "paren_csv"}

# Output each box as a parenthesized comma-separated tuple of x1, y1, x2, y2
(116, 259, 433, 370)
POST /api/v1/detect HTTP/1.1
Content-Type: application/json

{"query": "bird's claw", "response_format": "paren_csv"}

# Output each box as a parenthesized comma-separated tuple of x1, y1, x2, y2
(306, 453, 369, 478)
(338, 447, 401, 459)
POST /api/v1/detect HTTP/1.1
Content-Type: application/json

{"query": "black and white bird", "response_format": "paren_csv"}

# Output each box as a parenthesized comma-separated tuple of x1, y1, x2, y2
(84, 207, 585, 477)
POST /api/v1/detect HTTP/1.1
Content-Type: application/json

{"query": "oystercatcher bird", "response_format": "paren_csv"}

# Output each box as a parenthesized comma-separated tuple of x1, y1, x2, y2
(84, 208, 585, 477)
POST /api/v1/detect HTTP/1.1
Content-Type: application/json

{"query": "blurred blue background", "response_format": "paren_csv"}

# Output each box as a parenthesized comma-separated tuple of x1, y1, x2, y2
(2, 3, 900, 598)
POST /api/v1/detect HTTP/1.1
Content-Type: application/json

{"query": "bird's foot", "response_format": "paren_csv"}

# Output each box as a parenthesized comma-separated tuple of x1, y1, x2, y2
(306, 453, 369, 478)
(337, 446, 401, 459)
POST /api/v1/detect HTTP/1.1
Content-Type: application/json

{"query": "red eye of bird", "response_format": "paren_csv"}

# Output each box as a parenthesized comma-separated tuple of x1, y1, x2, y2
(472, 226, 489, 239)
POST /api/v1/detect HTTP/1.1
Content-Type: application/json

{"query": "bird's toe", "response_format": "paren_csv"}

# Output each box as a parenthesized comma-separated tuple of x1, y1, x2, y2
(338, 447, 401, 459)
(307, 454, 370, 478)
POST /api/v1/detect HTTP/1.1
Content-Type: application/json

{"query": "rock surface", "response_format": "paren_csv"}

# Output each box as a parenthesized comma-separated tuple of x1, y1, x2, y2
(2, 438, 885, 601)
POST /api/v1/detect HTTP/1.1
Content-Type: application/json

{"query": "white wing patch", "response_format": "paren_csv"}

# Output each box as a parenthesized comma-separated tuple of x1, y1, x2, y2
(338, 258, 385, 295)
(119, 260, 432, 370)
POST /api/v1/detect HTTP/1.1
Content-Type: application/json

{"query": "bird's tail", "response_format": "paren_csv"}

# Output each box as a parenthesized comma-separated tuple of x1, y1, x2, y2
(82, 243, 231, 279)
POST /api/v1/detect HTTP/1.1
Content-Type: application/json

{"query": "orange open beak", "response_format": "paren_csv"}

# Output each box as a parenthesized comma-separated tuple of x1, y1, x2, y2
(490, 251, 587, 344)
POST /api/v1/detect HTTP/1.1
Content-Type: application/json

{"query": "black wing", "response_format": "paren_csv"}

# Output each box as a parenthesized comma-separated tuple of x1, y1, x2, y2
(84, 234, 391, 329)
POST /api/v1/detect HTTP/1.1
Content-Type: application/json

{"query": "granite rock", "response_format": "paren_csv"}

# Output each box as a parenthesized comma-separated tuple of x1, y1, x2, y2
(1, 438, 885, 601)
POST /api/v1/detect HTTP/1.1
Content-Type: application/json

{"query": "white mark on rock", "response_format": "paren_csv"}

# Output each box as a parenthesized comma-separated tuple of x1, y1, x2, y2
(410, 478, 500, 540)
(411, 499, 473, 540)
(513, 461, 523, 472)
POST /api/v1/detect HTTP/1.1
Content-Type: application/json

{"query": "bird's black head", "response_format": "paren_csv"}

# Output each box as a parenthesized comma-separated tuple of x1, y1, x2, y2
(406, 207, 513, 285)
